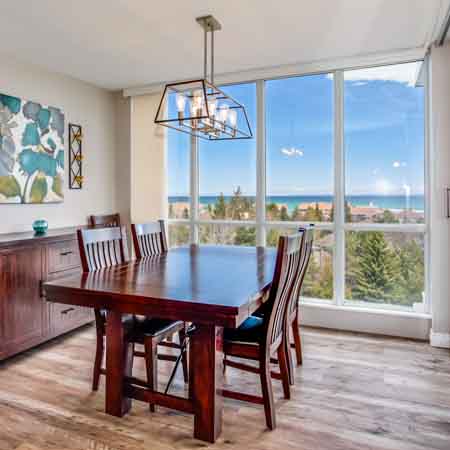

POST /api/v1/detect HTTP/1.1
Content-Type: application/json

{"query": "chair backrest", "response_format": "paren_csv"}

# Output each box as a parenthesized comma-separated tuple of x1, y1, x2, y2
(263, 231, 306, 351)
(131, 220, 168, 259)
(287, 226, 314, 317)
(88, 213, 121, 229)
(77, 226, 129, 272)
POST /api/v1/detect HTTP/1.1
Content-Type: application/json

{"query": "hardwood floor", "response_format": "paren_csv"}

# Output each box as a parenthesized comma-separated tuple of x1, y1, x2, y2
(1, 325, 450, 450)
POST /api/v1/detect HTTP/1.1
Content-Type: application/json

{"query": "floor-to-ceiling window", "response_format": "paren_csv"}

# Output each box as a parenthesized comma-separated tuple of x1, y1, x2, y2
(167, 60, 427, 313)
(198, 83, 257, 246)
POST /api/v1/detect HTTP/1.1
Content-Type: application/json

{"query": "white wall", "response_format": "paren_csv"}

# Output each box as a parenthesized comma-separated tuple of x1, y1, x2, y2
(0, 55, 117, 233)
(114, 93, 131, 225)
(429, 42, 450, 347)
(130, 94, 167, 223)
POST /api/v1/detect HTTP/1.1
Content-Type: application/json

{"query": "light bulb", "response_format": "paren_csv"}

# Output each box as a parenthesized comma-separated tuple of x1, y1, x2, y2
(176, 93, 186, 113)
(192, 89, 203, 116)
(219, 104, 229, 124)
(228, 109, 237, 128)
(208, 98, 217, 118)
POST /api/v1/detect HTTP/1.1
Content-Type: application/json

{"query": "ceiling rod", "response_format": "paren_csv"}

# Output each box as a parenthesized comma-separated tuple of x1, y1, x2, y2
(437, 4, 450, 46)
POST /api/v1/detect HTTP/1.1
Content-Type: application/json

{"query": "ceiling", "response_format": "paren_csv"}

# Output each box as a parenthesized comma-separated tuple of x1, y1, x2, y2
(0, 0, 447, 90)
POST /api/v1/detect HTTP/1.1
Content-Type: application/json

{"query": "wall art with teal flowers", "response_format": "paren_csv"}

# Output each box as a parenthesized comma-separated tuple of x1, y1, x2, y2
(0, 93, 64, 204)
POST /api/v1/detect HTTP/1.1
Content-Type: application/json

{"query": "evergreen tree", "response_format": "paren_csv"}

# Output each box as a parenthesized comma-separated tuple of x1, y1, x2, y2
(169, 203, 174, 218)
(345, 201, 352, 222)
(375, 209, 399, 224)
(234, 227, 256, 246)
(304, 205, 317, 222)
(314, 203, 323, 221)
(213, 193, 227, 219)
(182, 207, 189, 219)
(280, 205, 289, 221)
(398, 240, 424, 305)
(291, 205, 302, 221)
(351, 232, 401, 303)
(266, 202, 280, 221)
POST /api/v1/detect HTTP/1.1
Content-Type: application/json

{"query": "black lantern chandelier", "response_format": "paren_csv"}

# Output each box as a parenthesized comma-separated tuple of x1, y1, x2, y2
(154, 15, 253, 141)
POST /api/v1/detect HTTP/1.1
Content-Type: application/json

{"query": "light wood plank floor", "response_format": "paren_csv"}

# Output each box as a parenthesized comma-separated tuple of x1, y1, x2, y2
(1, 325, 450, 450)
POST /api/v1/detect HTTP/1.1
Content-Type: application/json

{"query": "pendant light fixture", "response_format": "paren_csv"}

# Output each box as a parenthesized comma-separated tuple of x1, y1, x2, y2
(154, 15, 253, 141)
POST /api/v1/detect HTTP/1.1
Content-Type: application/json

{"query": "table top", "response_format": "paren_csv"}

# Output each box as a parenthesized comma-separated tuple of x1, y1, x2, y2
(44, 245, 277, 327)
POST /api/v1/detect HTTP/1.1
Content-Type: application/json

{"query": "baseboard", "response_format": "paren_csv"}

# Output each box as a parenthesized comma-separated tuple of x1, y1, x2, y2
(430, 329, 450, 348)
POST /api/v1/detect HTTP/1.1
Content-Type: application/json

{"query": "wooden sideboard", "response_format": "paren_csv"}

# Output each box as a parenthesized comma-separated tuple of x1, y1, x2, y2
(0, 226, 93, 361)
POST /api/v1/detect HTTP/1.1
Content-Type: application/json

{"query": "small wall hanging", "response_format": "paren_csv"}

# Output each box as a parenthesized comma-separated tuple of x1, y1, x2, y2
(69, 123, 83, 189)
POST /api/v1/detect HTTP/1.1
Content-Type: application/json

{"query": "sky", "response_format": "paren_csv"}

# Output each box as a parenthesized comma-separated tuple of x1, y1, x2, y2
(168, 62, 425, 198)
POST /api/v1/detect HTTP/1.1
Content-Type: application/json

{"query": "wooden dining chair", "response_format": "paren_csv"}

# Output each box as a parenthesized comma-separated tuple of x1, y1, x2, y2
(222, 231, 306, 430)
(77, 226, 186, 410)
(130, 220, 188, 385)
(88, 213, 121, 229)
(284, 226, 314, 382)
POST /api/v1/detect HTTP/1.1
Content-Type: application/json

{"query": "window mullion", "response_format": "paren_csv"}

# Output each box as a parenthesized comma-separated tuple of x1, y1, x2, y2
(256, 79, 266, 246)
(190, 134, 199, 244)
(334, 71, 345, 306)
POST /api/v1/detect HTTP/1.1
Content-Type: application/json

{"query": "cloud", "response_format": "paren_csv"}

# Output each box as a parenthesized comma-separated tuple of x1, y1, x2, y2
(281, 147, 304, 157)
(327, 62, 421, 87)
(393, 161, 407, 168)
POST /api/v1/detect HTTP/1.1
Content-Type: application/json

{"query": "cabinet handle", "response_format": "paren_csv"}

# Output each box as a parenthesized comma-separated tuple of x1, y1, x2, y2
(61, 307, 75, 315)
(60, 251, 73, 256)
(447, 188, 450, 218)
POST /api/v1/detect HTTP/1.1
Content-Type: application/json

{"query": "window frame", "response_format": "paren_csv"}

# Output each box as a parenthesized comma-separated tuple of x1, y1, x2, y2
(167, 61, 430, 315)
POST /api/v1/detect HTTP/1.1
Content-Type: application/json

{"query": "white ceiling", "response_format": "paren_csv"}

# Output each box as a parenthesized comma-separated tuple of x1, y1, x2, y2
(0, 0, 447, 90)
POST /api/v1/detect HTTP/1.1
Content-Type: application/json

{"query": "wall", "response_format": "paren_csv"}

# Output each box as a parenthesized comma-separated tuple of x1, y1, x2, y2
(130, 93, 167, 223)
(429, 42, 450, 347)
(114, 93, 131, 225)
(0, 55, 117, 233)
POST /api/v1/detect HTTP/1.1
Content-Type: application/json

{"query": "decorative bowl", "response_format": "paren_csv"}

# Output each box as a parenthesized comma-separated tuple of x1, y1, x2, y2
(32, 219, 48, 235)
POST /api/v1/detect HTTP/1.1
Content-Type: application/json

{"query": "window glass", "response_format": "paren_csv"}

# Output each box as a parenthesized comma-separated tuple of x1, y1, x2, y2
(199, 83, 257, 221)
(266, 74, 334, 222)
(344, 62, 425, 224)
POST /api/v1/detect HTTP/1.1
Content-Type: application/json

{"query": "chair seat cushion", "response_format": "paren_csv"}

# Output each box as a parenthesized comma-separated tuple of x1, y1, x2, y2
(224, 316, 264, 344)
(132, 317, 183, 340)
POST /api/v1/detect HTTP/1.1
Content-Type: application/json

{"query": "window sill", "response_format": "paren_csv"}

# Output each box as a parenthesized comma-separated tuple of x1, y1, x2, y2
(300, 299, 431, 320)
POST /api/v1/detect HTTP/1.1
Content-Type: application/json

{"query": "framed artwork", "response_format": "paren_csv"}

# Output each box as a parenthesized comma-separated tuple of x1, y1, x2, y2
(0, 93, 65, 204)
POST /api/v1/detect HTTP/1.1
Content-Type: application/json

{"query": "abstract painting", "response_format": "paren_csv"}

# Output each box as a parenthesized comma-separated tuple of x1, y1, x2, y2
(0, 93, 64, 204)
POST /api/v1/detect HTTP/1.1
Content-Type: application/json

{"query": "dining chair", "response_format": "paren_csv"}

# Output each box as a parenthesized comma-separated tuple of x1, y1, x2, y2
(284, 226, 314, 383)
(130, 220, 189, 385)
(77, 226, 186, 411)
(88, 213, 121, 229)
(222, 231, 306, 430)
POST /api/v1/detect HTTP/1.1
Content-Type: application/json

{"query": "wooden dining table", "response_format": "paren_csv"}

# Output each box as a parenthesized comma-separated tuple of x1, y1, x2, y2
(43, 244, 276, 443)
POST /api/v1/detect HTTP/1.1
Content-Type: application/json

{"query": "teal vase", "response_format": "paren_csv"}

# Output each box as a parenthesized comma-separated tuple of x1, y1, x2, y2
(33, 219, 48, 235)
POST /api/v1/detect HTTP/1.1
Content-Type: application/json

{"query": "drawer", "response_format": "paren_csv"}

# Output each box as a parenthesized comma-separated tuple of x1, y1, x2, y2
(47, 240, 80, 274)
(50, 302, 93, 334)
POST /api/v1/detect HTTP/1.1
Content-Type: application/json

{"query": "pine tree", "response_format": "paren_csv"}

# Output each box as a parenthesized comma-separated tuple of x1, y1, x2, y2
(351, 232, 401, 303)
(291, 205, 302, 221)
(213, 193, 227, 219)
(266, 203, 280, 221)
(314, 203, 323, 221)
(234, 227, 256, 246)
(280, 205, 289, 221)
(345, 201, 352, 222)
(398, 240, 424, 305)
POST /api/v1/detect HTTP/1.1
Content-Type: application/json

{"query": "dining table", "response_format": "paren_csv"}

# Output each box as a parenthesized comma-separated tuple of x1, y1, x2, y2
(43, 244, 276, 443)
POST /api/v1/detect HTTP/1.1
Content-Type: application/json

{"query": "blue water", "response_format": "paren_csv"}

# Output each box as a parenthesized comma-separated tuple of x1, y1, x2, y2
(169, 195, 424, 212)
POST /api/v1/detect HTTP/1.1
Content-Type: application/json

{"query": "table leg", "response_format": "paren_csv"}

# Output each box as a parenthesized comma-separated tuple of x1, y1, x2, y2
(105, 310, 134, 416)
(190, 324, 224, 443)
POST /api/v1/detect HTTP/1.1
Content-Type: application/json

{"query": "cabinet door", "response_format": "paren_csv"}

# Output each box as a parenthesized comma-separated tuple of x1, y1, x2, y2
(0, 246, 45, 354)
